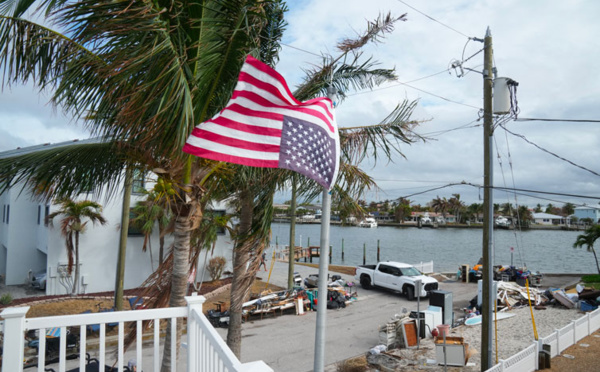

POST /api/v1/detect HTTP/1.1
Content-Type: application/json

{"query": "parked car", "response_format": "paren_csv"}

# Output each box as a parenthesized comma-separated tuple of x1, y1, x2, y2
(30, 271, 47, 290)
(355, 261, 438, 300)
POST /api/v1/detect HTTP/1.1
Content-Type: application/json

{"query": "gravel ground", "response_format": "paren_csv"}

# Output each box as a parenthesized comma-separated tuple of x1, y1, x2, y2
(378, 305, 585, 371)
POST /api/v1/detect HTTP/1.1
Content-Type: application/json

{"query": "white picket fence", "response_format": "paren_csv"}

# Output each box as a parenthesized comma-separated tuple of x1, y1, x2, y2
(484, 307, 600, 372)
(1, 294, 272, 372)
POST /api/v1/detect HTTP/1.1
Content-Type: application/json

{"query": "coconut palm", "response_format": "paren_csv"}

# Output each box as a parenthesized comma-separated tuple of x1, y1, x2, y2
(430, 196, 449, 220)
(573, 225, 600, 275)
(46, 198, 107, 294)
(0, 1, 422, 361)
(1, 0, 286, 367)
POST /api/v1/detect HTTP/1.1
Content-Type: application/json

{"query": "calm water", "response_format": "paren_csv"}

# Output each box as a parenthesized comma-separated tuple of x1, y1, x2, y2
(269, 222, 596, 274)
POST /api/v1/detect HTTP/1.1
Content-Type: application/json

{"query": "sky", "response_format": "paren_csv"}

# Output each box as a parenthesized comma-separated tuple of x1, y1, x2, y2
(1, 0, 599, 209)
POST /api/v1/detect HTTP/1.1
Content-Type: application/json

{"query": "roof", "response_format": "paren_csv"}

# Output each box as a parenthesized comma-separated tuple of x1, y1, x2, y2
(532, 212, 565, 219)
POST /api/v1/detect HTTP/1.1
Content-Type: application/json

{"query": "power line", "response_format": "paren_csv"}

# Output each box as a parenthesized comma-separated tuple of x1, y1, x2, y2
(498, 123, 600, 178)
(395, 81, 481, 110)
(515, 118, 600, 123)
(348, 69, 451, 97)
(395, 0, 471, 39)
(280, 42, 322, 58)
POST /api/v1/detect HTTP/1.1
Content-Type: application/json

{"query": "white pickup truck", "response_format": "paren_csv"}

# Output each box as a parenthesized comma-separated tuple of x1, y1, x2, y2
(355, 261, 439, 300)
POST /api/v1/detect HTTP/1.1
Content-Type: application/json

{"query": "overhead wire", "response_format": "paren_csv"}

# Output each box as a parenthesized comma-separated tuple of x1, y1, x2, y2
(499, 123, 600, 178)
(515, 118, 600, 123)
(395, 0, 471, 39)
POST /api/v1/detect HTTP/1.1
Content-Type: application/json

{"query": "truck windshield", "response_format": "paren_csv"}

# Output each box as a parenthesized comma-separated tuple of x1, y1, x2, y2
(400, 267, 421, 276)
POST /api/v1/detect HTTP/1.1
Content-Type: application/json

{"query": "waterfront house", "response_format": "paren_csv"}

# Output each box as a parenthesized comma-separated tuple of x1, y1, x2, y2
(532, 212, 568, 226)
(573, 206, 600, 224)
(0, 140, 234, 294)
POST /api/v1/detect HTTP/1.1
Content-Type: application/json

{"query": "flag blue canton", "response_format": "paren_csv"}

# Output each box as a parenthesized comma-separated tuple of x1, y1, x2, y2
(278, 116, 336, 188)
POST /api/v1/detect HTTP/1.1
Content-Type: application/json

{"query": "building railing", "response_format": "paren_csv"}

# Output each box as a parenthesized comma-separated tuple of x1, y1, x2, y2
(1, 294, 272, 372)
(484, 307, 600, 372)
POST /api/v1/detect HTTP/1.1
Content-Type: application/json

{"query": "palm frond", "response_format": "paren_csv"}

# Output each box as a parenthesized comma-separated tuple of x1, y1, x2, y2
(339, 100, 425, 165)
(0, 140, 131, 201)
(337, 12, 407, 53)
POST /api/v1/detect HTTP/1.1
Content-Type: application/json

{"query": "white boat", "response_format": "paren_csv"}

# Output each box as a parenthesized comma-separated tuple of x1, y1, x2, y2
(420, 213, 434, 227)
(358, 217, 378, 228)
(495, 216, 511, 228)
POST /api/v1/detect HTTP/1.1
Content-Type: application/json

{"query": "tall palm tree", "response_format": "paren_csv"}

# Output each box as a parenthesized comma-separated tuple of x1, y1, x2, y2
(47, 198, 107, 294)
(430, 196, 449, 220)
(573, 225, 600, 274)
(0, 0, 285, 368)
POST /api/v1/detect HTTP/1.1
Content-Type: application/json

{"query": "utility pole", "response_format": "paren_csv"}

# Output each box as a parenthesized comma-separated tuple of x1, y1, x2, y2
(481, 27, 494, 371)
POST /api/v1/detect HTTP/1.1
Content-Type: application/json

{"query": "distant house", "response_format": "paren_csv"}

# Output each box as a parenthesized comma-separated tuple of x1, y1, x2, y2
(532, 212, 567, 225)
(574, 206, 600, 224)
(0, 140, 234, 294)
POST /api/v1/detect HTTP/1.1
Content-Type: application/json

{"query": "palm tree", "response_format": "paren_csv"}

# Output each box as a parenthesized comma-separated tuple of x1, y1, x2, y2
(448, 193, 465, 223)
(430, 196, 449, 220)
(562, 202, 575, 216)
(1, 0, 286, 367)
(47, 198, 107, 294)
(573, 225, 600, 274)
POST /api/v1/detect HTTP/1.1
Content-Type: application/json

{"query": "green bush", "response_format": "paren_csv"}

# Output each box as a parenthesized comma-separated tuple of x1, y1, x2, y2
(0, 293, 13, 305)
(581, 274, 600, 283)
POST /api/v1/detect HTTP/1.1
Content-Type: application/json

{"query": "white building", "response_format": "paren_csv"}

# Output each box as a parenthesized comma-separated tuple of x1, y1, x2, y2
(532, 212, 567, 226)
(0, 140, 234, 295)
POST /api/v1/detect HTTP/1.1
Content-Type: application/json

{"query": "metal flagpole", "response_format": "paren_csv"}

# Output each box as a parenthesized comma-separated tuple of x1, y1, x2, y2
(313, 86, 337, 372)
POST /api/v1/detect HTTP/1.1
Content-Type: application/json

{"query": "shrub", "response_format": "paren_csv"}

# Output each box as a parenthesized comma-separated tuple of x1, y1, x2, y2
(336, 356, 368, 372)
(207, 256, 227, 282)
(0, 293, 13, 305)
(582, 274, 600, 283)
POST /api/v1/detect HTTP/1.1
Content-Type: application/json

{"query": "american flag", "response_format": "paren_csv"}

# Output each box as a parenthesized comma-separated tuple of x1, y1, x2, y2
(183, 55, 340, 190)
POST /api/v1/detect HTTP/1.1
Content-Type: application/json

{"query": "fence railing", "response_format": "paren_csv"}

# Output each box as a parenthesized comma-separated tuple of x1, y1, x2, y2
(1, 294, 272, 372)
(414, 261, 434, 274)
(485, 307, 600, 372)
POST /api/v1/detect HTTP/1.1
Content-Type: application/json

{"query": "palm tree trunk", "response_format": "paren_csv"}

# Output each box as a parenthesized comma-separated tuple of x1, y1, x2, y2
(592, 247, 600, 275)
(73, 232, 80, 295)
(115, 165, 133, 310)
(160, 210, 192, 372)
(227, 188, 254, 358)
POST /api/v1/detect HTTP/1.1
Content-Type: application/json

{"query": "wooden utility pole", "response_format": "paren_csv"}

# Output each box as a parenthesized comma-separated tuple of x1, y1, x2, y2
(481, 27, 494, 371)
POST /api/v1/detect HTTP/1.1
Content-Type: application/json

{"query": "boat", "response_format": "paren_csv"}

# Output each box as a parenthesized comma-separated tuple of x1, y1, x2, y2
(419, 213, 434, 227)
(358, 217, 378, 228)
(464, 312, 515, 326)
(494, 216, 511, 229)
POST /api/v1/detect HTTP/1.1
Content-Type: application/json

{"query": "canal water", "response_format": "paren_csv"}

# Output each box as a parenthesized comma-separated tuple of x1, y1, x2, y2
(269, 222, 596, 274)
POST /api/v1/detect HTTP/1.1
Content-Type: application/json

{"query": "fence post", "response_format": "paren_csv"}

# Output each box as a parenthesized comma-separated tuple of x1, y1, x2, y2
(587, 312, 591, 336)
(185, 294, 206, 372)
(341, 238, 344, 261)
(363, 243, 366, 265)
(572, 320, 577, 345)
(534, 340, 539, 370)
(1, 306, 29, 372)
(377, 239, 380, 262)
(499, 359, 505, 371)
(555, 328, 560, 354)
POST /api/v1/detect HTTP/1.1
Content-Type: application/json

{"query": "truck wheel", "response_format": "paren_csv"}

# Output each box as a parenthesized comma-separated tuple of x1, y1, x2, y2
(405, 285, 415, 301)
(360, 276, 372, 289)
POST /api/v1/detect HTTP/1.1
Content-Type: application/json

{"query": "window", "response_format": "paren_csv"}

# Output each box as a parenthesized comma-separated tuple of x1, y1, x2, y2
(127, 209, 144, 236)
(37, 206, 41, 225)
(212, 210, 226, 235)
(132, 169, 146, 194)
(2, 205, 4, 223)
(45, 205, 50, 226)
(5, 205, 9, 224)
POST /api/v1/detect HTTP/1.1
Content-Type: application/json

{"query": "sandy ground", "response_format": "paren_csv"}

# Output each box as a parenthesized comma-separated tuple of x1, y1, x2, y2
(370, 305, 588, 371)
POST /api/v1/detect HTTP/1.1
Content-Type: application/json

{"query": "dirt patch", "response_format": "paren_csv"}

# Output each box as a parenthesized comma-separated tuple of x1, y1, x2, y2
(546, 330, 600, 371)
(12, 278, 284, 318)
